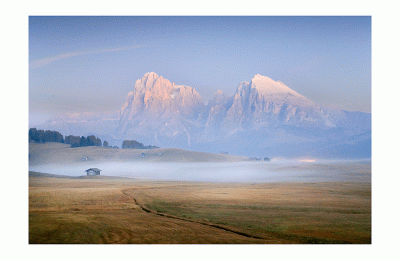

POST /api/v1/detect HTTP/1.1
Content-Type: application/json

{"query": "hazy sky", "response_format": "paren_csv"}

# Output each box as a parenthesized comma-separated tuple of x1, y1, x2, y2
(29, 16, 371, 124)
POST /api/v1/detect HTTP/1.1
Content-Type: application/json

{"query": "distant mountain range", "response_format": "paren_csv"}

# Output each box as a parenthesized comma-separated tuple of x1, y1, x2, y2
(34, 72, 371, 158)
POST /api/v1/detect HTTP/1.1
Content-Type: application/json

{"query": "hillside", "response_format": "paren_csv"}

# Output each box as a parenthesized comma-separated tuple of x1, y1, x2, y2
(29, 142, 248, 166)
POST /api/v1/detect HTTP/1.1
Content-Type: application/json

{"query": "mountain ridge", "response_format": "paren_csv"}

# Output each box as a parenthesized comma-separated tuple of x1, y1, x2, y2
(34, 72, 370, 158)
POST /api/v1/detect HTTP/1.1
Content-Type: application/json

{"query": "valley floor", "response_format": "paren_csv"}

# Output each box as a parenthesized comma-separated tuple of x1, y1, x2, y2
(29, 173, 371, 244)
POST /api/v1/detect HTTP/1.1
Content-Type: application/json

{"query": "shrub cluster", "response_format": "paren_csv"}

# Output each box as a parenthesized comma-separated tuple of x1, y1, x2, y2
(122, 140, 158, 149)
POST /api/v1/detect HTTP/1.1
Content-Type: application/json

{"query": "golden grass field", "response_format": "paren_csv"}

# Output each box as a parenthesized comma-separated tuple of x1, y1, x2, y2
(29, 143, 371, 244)
(29, 173, 371, 244)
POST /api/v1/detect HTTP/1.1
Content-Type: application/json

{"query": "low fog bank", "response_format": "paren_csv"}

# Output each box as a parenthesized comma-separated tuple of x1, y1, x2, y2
(29, 159, 371, 183)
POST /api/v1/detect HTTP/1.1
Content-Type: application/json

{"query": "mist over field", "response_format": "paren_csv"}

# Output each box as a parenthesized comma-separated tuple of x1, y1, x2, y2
(29, 159, 371, 183)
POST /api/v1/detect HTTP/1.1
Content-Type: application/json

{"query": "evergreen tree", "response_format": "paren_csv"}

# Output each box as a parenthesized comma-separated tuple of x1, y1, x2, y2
(29, 128, 64, 143)
(122, 139, 158, 149)
(65, 135, 81, 147)
(79, 136, 88, 147)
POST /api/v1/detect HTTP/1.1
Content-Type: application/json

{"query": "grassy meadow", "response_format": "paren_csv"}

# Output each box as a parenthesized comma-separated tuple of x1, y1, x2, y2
(129, 181, 371, 243)
(29, 175, 261, 244)
(29, 143, 371, 244)
(29, 173, 370, 244)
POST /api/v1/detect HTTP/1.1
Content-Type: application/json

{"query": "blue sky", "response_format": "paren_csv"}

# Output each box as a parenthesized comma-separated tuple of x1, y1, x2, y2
(29, 16, 371, 124)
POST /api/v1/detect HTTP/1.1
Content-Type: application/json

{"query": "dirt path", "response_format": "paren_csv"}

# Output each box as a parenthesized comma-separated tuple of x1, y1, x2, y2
(121, 188, 269, 241)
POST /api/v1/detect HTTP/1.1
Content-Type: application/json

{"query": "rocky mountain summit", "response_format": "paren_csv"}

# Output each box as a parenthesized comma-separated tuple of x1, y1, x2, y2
(35, 72, 371, 158)
(117, 72, 205, 145)
(216, 75, 347, 134)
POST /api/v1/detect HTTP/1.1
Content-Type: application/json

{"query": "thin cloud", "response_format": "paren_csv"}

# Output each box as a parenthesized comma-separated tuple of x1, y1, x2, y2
(30, 45, 146, 69)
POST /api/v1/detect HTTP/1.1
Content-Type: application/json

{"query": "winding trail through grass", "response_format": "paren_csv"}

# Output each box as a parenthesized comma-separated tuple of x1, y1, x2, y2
(121, 188, 267, 241)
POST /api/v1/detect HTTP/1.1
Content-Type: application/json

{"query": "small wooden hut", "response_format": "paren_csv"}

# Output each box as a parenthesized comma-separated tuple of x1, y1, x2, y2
(85, 168, 101, 176)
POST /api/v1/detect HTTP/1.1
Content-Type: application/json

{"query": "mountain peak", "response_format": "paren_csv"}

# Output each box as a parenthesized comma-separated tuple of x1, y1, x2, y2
(143, 72, 159, 77)
(253, 74, 269, 80)
(119, 72, 205, 130)
(250, 74, 302, 97)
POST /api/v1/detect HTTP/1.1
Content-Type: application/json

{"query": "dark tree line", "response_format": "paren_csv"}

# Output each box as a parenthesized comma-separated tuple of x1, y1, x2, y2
(29, 128, 64, 143)
(122, 140, 158, 149)
(29, 128, 115, 149)
(65, 135, 102, 148)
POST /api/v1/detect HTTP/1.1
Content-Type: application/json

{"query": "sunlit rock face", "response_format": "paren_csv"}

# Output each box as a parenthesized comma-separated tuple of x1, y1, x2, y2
(220, 75, 347, 134)
(117, 72, 205, 146)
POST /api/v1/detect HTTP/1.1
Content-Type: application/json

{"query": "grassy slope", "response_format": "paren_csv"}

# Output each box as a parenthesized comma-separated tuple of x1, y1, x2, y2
(29, 175, 370, 244)
(127, 182, 371, 244)
(29, 142, 248, 166)
(29, 176, 263, 244)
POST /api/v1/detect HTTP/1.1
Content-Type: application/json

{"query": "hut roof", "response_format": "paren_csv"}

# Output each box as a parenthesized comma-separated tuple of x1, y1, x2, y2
(85, 168, 101, 172)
